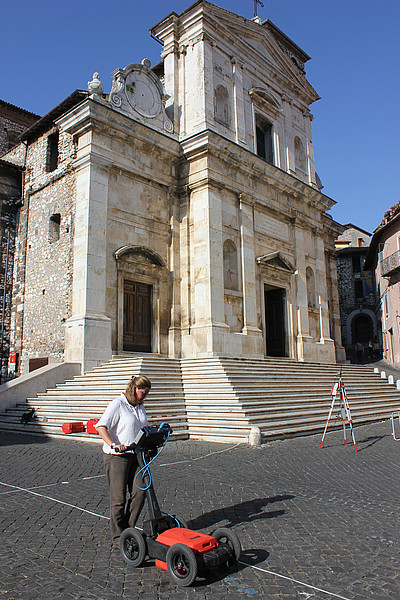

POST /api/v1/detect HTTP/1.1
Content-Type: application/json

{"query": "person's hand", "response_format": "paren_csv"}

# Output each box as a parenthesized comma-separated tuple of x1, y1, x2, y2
(113, 443, 127, 453)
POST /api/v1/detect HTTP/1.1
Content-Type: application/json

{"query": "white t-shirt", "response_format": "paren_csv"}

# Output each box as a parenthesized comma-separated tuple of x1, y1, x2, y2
(95, 393, 149, 454)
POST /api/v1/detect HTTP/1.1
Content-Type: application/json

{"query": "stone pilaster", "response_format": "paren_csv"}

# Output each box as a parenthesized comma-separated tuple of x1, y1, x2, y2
(183, 181, 229, 356)
(231, 57, 246, 146)
(167, 185, 182, 357)
(291, 218, 311, 360)
(65, 147, 111, 373)
(239, 194, 262, 334)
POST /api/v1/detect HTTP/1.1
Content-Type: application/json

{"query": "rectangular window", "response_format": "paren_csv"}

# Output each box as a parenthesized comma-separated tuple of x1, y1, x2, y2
(255, 114, 273, 164)
(352, 255, 361, 273)
(384, 293, 389, 318)
(46, 131, 59, 172)
(354, 279, 364, 301)
(378, 243, 384, 264)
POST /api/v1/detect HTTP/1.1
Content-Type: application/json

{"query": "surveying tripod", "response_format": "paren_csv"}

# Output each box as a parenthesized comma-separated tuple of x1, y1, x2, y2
(320, 367, 358, 452)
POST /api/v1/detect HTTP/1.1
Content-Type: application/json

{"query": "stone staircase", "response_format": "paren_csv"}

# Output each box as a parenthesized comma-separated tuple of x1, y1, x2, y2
(181, 357, 400, 441)
(0, 356, 188, 441)
(1, 355, 399, 443)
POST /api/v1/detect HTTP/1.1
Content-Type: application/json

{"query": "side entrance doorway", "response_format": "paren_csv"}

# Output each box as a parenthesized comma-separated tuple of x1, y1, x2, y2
(123, 280, 152, 352)
(265, 286, 286, 357)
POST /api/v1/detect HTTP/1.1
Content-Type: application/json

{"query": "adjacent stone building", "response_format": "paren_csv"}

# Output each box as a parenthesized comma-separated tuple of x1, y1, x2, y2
(0, 99, 39, 155)
(2, 1, 344, 375)
(0, 101, 40, 378)
(365, 204, 400, 367)
(335, 224, 377, 362)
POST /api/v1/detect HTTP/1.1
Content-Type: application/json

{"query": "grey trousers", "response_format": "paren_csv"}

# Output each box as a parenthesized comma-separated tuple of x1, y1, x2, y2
(103, 453, 146, 545)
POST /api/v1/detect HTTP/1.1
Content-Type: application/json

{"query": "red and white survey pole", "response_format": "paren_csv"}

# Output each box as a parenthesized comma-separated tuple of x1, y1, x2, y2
(320, 375, 358, 452)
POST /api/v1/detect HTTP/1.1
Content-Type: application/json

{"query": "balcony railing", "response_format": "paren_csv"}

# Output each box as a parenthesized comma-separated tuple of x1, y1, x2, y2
(381, 250, 400, 276)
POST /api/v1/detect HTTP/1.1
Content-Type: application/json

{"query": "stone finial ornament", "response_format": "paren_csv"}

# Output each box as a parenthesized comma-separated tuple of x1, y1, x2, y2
(88, 72, 104, 96)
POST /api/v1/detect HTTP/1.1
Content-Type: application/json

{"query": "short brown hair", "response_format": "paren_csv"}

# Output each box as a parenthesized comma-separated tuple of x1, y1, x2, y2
(125, 375, 151, 404)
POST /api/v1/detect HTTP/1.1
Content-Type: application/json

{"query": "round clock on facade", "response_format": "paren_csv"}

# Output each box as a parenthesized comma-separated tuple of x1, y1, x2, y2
(125, 72, 162, 118)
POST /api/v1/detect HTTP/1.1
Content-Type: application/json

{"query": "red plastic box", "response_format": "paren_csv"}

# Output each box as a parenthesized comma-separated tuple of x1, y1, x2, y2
(154, 528, 218, 571)
(62, 422, 84, 434)
(86, 419, 99, 434)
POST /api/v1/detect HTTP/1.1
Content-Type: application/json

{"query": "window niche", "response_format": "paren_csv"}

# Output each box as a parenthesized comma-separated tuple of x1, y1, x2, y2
(223, 240, 239, 291)
(214, 85, 230, 126)
(255, 113, 273, 164)
(294, 136, 307, 173)
(49, 213, 61, 243)
(46, 130, 59, 173)
(306, 266, 316, 308)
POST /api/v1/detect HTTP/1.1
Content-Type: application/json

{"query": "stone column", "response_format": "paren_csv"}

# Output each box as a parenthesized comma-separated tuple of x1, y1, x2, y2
(302, 110, 317, 187)
(239, 194, 262, 333)
(65, 144, 111, 373)
(231, 57, 246, 147)
(314, 233, 333, 344)
(167, 185, 181, 357)
(291, 217, 311, 360)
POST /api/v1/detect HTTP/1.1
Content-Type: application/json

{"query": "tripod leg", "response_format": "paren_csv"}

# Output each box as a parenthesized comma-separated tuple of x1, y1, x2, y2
(343, 388, 357, 452)
(320, 394, 337, 448)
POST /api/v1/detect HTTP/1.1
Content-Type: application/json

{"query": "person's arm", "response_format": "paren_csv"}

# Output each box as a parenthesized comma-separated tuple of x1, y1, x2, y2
(96, 425, 127, 453)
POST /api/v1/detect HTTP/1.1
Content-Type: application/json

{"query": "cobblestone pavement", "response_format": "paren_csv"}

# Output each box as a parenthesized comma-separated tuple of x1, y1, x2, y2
(0, 420, 399, 599)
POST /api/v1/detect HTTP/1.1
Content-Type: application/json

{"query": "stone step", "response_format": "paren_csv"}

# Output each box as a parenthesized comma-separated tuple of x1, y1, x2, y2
(1, 354, 398, 442)
(0, 420, 189, 441)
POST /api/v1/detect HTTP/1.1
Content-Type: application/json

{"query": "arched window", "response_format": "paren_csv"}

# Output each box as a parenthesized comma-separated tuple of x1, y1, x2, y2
(255, 114, 273, 164)
(49, 213, 61, 243)
(223, 240, 238, 290)
(306, 266, 316, 308)
(294, 136, 306, 172)
(215, 85, 230, 126)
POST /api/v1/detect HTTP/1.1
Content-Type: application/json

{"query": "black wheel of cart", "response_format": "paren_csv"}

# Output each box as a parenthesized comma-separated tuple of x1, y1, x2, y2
(212, 527, 241, 566)
(119, 527, 147, 567)
(166, 543, 198, 586)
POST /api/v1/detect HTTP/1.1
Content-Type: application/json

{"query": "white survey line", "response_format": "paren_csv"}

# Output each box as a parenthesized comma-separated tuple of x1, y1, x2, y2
(239, 562, 351, 600)
(0, 474, 105, 495)
(158, 442, 243, 466)
(0, 480, 351, 599)
(0, 481, 109, 520)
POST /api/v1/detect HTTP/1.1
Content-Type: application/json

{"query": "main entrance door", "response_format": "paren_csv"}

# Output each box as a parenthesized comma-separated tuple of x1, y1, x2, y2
(123, 281, 152, 352)
(265, 287, 286, 357)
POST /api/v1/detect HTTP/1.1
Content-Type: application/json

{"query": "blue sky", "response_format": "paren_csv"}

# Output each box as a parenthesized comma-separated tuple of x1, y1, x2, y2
(1, 0, 399, 234)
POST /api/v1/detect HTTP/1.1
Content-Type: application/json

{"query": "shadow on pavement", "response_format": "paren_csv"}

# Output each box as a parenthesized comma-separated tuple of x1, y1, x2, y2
(189, 494, 295, 530)
(0, 430, 50, 447)
(355, 434, 388, 451)
(192, 548, 270, 587)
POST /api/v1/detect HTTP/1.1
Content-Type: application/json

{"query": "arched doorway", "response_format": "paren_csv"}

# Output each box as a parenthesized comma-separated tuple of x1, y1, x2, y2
(351, 313, 373, 344)
(114, 245, 168, 355)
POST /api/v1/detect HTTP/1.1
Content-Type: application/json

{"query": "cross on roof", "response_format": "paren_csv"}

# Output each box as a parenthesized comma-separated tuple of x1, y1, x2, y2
(254, 0, 264, 18)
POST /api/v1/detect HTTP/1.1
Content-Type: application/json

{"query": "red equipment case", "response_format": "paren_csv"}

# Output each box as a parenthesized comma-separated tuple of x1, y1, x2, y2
(154, 528, 218, 571)
(86, 419, 99, 434)
(62, 422, 84, 434)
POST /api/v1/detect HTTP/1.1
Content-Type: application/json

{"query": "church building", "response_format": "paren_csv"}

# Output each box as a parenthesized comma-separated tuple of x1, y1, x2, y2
(3, 1, 344, 375)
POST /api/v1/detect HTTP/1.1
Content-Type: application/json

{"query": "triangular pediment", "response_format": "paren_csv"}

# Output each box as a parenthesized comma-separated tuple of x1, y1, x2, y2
(256, 252, 296, 273)
(202, 2, 319, 103)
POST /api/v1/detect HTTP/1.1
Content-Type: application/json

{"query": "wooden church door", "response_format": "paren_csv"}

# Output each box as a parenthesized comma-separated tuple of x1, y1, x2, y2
(123, 281, 152, 352)
(265, 287, 286, 357)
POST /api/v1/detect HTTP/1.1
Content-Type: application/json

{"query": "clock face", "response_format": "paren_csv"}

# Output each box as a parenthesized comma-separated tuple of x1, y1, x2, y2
(125, 72, 161, 118)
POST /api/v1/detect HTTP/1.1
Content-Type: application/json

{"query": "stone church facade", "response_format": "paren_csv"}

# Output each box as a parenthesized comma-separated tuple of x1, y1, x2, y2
(3, 1, 344, 375)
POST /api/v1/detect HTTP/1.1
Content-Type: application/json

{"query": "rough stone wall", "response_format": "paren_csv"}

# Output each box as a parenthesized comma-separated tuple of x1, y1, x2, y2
(336, 249, 375, 349)
(11, 130, 75, 373)
(0, 101, 39, 156)
(0, 163, 21, 377)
